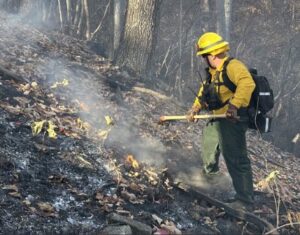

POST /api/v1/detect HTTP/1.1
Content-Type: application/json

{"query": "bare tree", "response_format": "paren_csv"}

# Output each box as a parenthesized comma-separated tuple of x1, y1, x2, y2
(57, 0, 64, 30)
(216, 0, 231, 41)
(83, 0, 90, 39)
(116, 0, 161, 75)
(113, 0, 126, 57)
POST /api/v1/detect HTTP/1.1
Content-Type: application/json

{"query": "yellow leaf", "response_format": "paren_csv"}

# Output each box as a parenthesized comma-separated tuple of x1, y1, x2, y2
(76, 118, 91, 131)
(105, 116, 114, 126)
(31, 82, 38, 88)
(98, 130, 109, 140)
(126, 155, 139, 169)
(265, 170, 279, 183)
(47, 121, 57, 139)
(50, 79, 69, 89)
(61, 79, 69, 86)
(256, 170, 279, 190)
(31, 120, 46, 136)
(20, 83, 30, 92)
(76, 118, 83, 129)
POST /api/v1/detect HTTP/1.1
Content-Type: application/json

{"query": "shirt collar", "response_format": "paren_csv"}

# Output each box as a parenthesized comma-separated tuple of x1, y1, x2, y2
(216, 56, 229, 71)
(208, 56, 229, 74)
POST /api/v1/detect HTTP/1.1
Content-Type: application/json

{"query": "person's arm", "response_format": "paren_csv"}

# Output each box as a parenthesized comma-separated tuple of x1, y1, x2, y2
(226, 60, 256, 109)
(187, 86, 203, 122)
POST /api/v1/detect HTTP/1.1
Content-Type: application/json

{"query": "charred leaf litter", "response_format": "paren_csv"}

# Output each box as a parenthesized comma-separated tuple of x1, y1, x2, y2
(1, 11, 300, 235)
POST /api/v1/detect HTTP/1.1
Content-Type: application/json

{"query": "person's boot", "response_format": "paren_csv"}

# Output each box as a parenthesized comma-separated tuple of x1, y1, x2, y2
(200, 170, 222, 185)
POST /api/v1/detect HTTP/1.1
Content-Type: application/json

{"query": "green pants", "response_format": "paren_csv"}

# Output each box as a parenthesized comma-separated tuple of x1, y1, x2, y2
(201, 119, 254, 203)
(202, 122, 220, 174)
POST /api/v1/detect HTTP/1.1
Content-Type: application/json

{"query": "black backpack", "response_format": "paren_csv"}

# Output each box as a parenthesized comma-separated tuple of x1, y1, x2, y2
(222, 58, 274, 133)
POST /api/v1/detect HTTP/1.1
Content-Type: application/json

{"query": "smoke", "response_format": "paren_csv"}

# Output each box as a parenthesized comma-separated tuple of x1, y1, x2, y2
(175, 167, 234, 195)
(108, 124, 167, 166)
(36, 58, 167, 167)
(1, 5, 168, 169)
(0, 1, 59, 30)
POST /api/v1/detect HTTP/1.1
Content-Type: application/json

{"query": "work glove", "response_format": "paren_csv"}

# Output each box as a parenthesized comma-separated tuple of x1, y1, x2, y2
(187, 104, 201, 122)
(226, 103, 238, 123)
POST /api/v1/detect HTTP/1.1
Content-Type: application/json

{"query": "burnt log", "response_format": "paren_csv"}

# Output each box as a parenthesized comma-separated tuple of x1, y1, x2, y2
(174, 184, 278, 235)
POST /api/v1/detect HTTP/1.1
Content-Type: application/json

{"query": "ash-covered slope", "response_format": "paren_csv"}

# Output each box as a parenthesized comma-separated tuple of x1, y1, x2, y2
(0, 12, 299, 235)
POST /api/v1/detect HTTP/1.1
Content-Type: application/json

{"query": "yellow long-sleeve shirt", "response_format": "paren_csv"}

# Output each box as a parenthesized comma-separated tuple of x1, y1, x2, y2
(193, 57, 255, 115)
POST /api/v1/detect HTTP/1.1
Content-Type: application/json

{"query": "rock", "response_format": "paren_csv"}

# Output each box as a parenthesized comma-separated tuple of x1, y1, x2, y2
(107, 213, 152, 235)
(101, 225, 132, 235)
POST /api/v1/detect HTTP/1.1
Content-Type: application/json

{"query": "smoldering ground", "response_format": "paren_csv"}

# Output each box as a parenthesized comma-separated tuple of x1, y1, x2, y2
(0, 8, 236, 199)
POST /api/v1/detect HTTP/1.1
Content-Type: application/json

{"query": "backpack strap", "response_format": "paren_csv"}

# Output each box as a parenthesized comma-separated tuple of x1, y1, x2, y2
(221, 57, 236, 92)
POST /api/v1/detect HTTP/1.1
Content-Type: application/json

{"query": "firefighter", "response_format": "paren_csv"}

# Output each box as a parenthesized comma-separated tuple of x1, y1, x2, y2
(187, 32, 256, 210)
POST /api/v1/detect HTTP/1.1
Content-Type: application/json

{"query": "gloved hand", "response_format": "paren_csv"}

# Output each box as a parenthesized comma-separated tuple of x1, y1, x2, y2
(187, 104, 201, 122)
(226, 103, 238, 122)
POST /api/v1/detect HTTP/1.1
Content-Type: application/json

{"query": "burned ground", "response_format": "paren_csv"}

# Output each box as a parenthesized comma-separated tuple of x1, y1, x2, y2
(0, 12, 300, 235)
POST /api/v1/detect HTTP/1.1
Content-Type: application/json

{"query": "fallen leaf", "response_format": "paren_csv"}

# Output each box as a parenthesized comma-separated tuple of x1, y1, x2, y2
(50, 79, 69, 88)
(13, 96, 31, 106)
(160, 220, 182, 235)
(121, 190, 137, 201)
(115, 208, 131, 215)
(37, 202, 55, 213)
(121, 190, 144, 204)
(98, 129, 110, 140)
(0, 102, 22, 114)
(31, 120, 46, 136)
(76, 155, 92, 167)
(2, 184, 18, 191)
(126, 155, 139, 169)
(76, 118, 91, 131)
(152, 214, 163, 225)
(256, 170, 280, 190)
(95, 192, 104, 201)
(31, 81, 38, 88)
(8, 191, 22, 199)
(47, 121, 57, 139)
(23, 200, 31, 206)
(105, 116, 114, 126)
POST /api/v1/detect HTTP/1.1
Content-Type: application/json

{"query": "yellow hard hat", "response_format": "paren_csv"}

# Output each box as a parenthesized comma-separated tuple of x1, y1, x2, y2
(196, 32, 230, 56)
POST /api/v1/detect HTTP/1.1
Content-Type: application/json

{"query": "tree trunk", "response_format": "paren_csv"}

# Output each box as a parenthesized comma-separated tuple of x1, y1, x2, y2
(115, 0, 161, 75)
(57, 0, 65, 31)
(66, 0, 71, 23)
(83, 0, 90, 40)
(113, 0, 127, 56)
(216, 0, 231, 41)
(224, 0, 232, 41)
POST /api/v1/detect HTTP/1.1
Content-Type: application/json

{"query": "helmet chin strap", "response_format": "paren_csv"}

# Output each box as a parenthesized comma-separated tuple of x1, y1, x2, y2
(205, 56, 216, 69)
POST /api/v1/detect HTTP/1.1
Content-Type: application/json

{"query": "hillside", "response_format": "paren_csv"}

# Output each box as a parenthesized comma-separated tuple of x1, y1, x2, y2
(0, 12, 299, 235)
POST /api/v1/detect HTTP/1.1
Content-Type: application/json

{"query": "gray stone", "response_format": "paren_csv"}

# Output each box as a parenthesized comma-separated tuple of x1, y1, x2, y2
(101, 225, 132, 235)
(107, 213, 152, 235)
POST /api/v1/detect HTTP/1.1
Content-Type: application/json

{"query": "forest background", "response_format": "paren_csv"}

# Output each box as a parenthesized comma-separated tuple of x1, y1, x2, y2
(1, 0, 299, 155)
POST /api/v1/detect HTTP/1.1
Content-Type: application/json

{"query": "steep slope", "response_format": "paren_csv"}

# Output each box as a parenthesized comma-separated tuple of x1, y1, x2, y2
(0, 12, 299, 234)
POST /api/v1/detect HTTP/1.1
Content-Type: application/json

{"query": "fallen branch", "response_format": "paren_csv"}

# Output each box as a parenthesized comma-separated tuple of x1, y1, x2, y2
(90, 0, 111, 40)
(133, 86, 171, 100)
(0, 65, 29, 83)
(174, 183, 278, 235)
(264, 222, 300, 235)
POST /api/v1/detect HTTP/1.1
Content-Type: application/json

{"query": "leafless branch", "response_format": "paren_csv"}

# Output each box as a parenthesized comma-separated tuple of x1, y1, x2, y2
(90, 0, 111, 40)
(265, 222, 300, 235)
